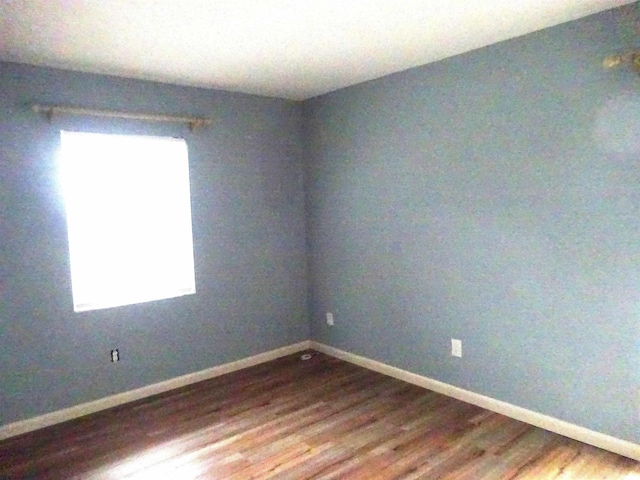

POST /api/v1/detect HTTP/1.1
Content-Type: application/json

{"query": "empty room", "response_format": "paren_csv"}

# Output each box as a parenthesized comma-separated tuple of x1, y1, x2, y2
(1, 1, 639, 478)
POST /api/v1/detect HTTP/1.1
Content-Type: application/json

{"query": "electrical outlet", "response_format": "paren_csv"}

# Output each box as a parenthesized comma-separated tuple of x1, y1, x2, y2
(451, 339, 462, 358)
(111, 349, 120, 362)
(326, 312, 334, 326)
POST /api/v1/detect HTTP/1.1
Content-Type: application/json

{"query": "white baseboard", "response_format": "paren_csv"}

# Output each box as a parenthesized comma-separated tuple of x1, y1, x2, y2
(311, 341, 640, 461)
(0, 340, 312, 441)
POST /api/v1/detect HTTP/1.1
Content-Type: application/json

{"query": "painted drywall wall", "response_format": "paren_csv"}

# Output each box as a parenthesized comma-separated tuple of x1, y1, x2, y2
(0, 62, 308, 426)
(305, 7, 640, 443)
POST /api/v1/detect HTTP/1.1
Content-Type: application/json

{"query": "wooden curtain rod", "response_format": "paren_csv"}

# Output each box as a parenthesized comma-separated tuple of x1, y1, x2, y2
(31, 104, 212, 131)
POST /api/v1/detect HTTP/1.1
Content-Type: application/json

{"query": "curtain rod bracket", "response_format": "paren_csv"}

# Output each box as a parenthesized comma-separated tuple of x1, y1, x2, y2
(188, 119, 206, 132)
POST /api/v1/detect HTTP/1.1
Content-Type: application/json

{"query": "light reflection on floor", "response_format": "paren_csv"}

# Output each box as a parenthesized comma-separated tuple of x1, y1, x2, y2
(108, 446, 203, 479)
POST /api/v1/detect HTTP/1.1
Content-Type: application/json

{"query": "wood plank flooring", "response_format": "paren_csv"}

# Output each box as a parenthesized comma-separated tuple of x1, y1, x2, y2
(0, 351, 638, 479)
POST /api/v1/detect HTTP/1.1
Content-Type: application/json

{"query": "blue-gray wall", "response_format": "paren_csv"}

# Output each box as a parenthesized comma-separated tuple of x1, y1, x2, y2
(0, 62, 308, 425)
(305, 7, 640, 443)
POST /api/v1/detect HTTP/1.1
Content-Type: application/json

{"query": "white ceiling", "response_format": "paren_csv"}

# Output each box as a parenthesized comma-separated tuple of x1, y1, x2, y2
(0, 0, 635, 100)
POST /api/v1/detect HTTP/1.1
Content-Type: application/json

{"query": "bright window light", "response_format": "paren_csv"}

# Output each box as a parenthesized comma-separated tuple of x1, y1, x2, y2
(59, 131, 196, 312)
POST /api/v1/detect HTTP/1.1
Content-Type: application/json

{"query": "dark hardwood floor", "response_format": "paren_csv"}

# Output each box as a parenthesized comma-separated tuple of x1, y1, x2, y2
(1, 351, 638, 479)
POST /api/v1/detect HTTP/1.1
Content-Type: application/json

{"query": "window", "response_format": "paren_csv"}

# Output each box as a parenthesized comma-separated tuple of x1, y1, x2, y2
(59, 131, 196, 312)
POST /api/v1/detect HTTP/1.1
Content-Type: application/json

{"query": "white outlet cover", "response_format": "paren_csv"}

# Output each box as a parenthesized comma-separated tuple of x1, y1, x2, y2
(451, 339, 462, 357)
(326, 312, 334, 326)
